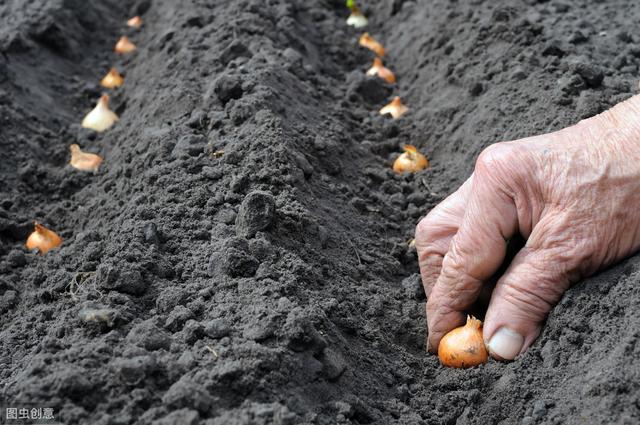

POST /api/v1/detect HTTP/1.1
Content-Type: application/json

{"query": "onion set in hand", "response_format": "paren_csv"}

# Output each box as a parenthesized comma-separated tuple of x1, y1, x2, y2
(26, 223, 62, 254)
(393, 145, 428, 173)
(366, 57, 395, 84)
(438, 315, 488, 368)
(82, 94, 118, 132)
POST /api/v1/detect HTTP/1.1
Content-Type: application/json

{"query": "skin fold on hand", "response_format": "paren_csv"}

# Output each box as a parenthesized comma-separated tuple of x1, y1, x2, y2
(416, 95, 640, 360)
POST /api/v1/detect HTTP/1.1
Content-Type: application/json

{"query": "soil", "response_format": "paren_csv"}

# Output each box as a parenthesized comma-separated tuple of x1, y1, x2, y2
(1, 0, 640, 424)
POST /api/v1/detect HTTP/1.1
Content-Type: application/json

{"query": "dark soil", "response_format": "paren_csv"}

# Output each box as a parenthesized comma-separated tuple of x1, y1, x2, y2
(1, 0, 640, 423)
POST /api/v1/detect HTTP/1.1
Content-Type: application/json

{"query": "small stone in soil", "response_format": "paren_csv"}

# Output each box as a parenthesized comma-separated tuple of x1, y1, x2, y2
(235, 191, 276, 238)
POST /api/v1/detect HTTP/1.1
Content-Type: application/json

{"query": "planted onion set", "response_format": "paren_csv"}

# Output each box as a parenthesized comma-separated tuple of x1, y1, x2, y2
(81, 94, 119, 132)
(27, 16, 141, 254)
(115, 36, 136, 54)
(380, 96, 408, 119)
(26, 223, 62, 255)
(346, 4, 368, 28)
(359, 33, 385, 57)
(367, 57, 395, 84)
(69, 144, 103, 173)
(346, 2, 472, 368)
(347, 2, 427, 176)
(127, 16, 143, 29)
(100, 68, 124, 89)
(393, 145, 428, 174)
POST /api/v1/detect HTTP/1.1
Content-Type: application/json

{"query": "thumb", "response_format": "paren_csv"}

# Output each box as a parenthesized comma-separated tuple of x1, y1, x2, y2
(483, 246, 571, 360)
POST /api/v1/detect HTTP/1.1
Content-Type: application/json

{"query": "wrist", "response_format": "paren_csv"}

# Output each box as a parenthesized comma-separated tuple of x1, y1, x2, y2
(592, 95, 640, 151)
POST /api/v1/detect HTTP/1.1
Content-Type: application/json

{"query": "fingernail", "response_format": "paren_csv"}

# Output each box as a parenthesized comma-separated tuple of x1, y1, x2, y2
(487, 327, 524, 360)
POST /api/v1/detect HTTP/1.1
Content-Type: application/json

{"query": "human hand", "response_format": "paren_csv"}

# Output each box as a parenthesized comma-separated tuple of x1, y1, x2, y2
(416, 95, 640, 360)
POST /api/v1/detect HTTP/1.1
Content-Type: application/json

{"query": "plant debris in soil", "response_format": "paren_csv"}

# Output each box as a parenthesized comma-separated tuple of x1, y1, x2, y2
(1, 0, 640, 424)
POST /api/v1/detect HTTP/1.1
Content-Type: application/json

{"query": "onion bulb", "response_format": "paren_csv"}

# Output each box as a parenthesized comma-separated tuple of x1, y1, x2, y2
(393, 145, 428, 173)
(26, 223, 62, 254)
(438, 315, 488, 368)
(346, 7, 368, 28)
(127, 16, 143, 28)
(366, 57, 396, 84)
(69, 144, 103, 172)
(359, 33, 385, 57)
(380, 96, 408, 119)
(81, 94, 119, 132)
(115, 36, 136, 54)
(100, 68, 124, 89)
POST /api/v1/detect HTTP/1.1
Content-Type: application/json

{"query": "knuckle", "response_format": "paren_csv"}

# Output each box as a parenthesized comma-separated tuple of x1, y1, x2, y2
(500, 273, 562, 320)
(475, 142, 522, 178)
(417, 209, 440, 237)
(442, 237, 470, 274)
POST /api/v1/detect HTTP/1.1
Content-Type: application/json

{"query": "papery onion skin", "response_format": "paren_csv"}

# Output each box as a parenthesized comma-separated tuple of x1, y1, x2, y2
(26, 223, 62, 254)
(438, 315, 488, 368)
(100, 68, 124, 89)
(393, 145, 428, 173)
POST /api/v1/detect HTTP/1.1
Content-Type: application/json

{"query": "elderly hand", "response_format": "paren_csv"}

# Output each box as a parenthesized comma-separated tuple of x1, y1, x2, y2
(416, 95, 640, 360)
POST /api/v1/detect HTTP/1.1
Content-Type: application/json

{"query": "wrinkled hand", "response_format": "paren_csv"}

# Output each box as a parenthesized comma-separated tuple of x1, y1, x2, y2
(416, 95, 640, 360)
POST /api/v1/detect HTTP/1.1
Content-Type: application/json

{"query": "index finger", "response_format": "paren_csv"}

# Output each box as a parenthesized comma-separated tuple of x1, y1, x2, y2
(426, 145, 520, 352)
(416, 176, 473, 298)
